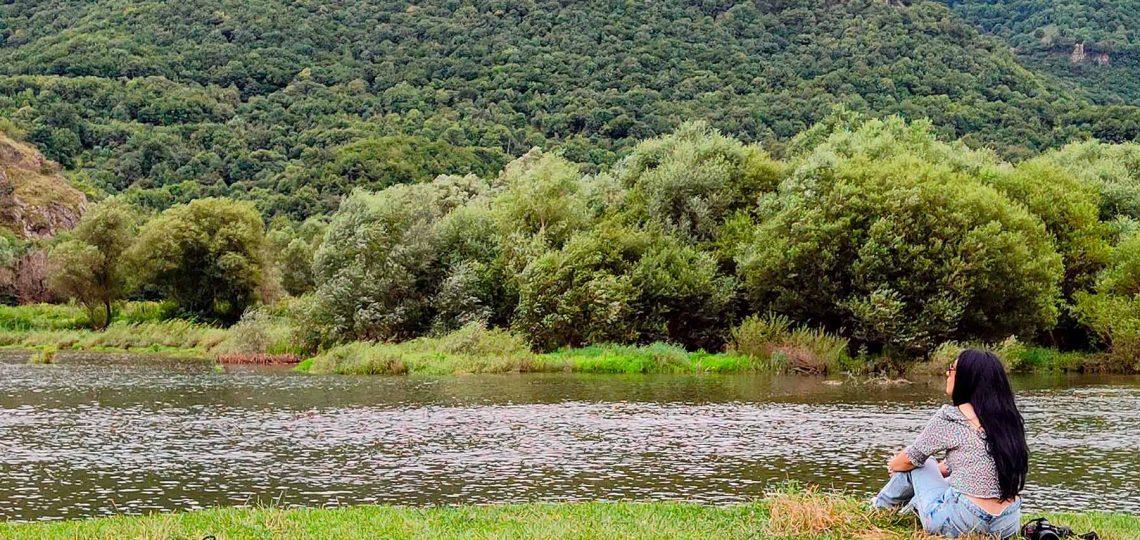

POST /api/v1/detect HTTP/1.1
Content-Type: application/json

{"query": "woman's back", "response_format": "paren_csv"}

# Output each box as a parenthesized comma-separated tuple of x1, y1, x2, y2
(907, 404, 1015, 515)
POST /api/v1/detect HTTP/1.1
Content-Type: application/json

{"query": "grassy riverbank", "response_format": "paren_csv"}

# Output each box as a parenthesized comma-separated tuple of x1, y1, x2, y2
(0, 320, 228, 357)
(297, 331, 762, 376)
(0, 303, 290, 359)
(2, 303, 1132, 375)
(1, 493, 1135, 540)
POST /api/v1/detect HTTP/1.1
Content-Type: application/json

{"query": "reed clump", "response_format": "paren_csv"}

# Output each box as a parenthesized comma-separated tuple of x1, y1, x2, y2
(28, 344, 56, 365)
(728, 314, 851, 374)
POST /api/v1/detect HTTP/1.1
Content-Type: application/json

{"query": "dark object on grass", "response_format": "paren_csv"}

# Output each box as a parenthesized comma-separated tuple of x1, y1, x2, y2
(1021, 517, 1099, 539)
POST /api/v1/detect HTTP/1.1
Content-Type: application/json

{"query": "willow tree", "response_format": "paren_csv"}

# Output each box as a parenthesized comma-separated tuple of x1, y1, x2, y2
(48, 199, 138, 329)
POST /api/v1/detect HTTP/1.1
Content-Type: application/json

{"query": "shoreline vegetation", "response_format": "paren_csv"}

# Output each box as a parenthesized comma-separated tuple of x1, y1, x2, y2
(1, 302, 1131, 377)
(0, 492, 1134, 540)
(6, 116, 1140, 378)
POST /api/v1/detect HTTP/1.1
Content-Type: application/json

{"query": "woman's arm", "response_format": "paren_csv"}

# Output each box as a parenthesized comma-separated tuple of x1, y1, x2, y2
(887, 449, 916, 474)
(888, 409, 952, 474)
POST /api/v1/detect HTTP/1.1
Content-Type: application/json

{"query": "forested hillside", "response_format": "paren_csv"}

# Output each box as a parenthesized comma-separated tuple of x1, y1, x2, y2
(1, 0, 1138, 218)
(944, 0, 1140, 105)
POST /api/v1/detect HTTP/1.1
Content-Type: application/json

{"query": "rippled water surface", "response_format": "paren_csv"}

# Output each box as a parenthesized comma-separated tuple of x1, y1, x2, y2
(1, 351, 1138, 521)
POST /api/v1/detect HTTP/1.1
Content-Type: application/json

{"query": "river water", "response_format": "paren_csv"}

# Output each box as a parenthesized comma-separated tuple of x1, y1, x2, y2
(0, 352, 1137, 522)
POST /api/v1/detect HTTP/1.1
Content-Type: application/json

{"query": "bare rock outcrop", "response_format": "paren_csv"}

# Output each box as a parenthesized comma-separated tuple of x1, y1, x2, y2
(0, 133, 87, 238)
(0, 132, 88, 303)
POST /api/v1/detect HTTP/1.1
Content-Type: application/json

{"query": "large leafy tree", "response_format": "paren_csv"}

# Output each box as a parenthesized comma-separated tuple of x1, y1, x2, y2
(514, 223, 738, 351)
(1074, 233, 1140, 372)
(48, 199, 138, 329)
(311, 175, 490, 343)
(129, 198, 266, 323)
(606, 121, 783, 247)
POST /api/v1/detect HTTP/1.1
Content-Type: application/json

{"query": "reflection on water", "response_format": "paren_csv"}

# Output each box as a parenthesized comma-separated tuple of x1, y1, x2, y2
(0, 351, 1137, 521)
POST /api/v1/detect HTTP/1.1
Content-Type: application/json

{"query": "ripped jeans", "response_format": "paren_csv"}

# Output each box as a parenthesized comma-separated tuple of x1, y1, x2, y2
(873, 457, 1021, 539)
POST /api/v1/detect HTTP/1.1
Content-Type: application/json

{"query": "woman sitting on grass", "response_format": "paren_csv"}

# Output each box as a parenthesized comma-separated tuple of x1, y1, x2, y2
(873, 349, 1028, 538)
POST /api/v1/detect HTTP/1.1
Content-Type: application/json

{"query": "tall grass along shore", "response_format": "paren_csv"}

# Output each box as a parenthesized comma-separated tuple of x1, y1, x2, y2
(2, 302, 1133, 376)
(1, 492, 1134, 540)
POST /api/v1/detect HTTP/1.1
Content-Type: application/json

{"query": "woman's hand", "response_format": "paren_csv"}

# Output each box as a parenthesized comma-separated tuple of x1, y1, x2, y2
(939, 460, 950, 478)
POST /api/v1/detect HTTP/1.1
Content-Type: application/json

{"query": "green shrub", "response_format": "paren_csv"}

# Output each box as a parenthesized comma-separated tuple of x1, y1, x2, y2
(738, 119, 1063, 357)
(1035, 140, 1140, 222)
(513, 225, 642, 351)
(266, 218, 327, 296)
(311, 175, 490, 343)
(514, 223, 736, 351)
(631, 238, 739, 350)
(215, 308, 299, 356)
(431, 202, 509, 331)
(490, 151, 593, 249)
(1074, 232, 1140, 373)
(728, 314, 794, 357)
(991, 159, 1110, 298)
(29, 344, 57, 365)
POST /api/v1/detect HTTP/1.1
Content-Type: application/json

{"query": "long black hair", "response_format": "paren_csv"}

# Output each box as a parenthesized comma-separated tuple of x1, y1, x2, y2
(952, 349, 1029, 501)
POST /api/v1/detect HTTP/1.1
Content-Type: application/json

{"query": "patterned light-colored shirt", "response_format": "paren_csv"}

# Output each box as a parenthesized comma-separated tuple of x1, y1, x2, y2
(904, 404, 1004, 499)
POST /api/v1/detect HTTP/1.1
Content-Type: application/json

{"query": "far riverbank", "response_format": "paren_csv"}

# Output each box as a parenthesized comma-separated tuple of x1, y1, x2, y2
(2, 303, 1132, 377)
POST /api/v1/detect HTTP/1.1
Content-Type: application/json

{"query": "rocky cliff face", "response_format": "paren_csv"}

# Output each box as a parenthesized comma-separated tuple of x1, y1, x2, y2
(1070, 43, 1113, 66)
(0, 132, 87, 303)
(0, 133, 87, 239)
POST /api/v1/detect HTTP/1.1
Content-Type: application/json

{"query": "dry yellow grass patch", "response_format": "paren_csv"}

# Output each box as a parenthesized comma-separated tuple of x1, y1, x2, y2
(767, 489, 1023, 540)
(767, 489, 893, 538)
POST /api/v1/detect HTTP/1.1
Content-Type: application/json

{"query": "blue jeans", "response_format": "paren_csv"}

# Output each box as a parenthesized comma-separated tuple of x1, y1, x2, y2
(873, 458, 1021, 538)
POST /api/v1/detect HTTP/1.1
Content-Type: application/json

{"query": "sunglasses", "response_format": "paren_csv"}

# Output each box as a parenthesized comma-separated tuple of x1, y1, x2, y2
(946, 364, 957, 376)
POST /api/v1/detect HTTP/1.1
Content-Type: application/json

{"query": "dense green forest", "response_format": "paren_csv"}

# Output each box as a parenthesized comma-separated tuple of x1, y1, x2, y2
(2, 0, 1140, 370)
(943, 0, 1140, 104)
(1, 0, 1139, 218)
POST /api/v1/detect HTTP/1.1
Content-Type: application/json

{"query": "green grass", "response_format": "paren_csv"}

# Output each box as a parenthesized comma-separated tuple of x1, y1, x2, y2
(300, 331, 1129, 378)
(0, 495, 1134, 540)
(0, 303, 296, 360)
(0, 302, 175, 331)
(0, 320, 228, 357)
(1, 305, 1128, 375)
(301, 324, 538, 376)
(299, 326, 760, 376)
(539, 343, 755, 374)
(0, 303, 89, 331)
